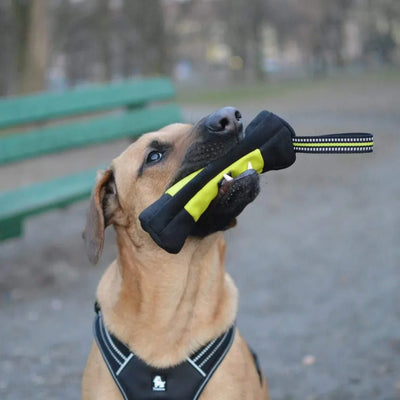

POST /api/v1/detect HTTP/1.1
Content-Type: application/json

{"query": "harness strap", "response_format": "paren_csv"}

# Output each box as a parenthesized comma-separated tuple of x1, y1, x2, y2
(93, 309, 235, 400)
(293, 133, 373, 153)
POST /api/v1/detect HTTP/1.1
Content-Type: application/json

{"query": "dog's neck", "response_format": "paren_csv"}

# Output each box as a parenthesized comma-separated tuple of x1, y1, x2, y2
(96, 228, 238, 368)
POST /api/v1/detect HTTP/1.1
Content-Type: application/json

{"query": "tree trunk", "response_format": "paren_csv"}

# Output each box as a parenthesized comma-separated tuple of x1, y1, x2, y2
(97, 0, 113, 82)
(18, 0, 50, 94)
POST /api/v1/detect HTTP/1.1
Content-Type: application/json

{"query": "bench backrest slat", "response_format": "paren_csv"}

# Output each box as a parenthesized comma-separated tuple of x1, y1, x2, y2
(0, 77, 175, 129)
(0, 104, 182, 165)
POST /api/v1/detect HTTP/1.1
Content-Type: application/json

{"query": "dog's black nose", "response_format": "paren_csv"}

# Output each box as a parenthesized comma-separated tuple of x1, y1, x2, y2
(205, 107, 243, 136)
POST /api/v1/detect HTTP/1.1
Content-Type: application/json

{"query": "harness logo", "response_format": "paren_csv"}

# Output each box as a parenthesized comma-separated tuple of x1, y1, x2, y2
(152, 375, 167, 392)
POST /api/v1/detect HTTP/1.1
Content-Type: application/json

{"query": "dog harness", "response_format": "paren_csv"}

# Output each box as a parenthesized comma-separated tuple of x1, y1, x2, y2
(93, 306, 236, 399)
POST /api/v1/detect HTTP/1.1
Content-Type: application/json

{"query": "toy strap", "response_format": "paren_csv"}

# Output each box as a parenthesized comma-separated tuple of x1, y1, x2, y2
(293, 133, 373, 154)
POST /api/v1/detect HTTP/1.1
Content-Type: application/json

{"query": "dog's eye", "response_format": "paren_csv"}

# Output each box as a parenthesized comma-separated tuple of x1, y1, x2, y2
(146, 151, 163, 164)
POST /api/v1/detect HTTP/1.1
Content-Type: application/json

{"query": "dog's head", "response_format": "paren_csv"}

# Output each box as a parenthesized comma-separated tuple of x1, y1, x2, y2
(83, 107, 260, 263)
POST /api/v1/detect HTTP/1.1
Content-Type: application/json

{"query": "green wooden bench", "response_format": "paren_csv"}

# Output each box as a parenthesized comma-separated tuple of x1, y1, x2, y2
(0, 77, 182, 240)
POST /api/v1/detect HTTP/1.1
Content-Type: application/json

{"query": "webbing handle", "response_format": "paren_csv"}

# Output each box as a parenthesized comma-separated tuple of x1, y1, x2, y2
(293, 133, 373, 154)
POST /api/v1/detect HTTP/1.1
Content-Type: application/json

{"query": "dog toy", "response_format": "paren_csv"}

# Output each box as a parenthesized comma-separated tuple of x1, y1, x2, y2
(139, 110, 373, 254)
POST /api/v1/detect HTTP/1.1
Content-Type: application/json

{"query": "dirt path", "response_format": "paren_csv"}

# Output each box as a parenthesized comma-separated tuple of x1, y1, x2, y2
(1, 74, 399, 399)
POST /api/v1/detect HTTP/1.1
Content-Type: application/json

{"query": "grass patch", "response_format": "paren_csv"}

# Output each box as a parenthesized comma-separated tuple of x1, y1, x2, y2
(176, 67, 400, 106)
(177, 79, 312, 105)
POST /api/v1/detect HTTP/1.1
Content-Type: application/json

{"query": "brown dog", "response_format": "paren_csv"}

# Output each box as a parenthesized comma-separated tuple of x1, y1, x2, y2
(82, 107, 269, 399)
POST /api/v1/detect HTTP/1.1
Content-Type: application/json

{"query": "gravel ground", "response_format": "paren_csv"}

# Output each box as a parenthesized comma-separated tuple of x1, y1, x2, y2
(0, 75, 399, 400)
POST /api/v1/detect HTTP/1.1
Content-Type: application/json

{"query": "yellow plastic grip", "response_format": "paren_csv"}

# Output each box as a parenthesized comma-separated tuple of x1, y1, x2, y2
(166, 149, 264, 221)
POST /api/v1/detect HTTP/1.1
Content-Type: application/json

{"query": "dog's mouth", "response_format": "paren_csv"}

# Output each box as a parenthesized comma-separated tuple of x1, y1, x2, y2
(170, 107, 261, 237)
(191, 163, 260, 237)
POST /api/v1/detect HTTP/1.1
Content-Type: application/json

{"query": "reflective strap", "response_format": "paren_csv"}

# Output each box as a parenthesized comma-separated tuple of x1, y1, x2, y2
(293, 133, 373, 153)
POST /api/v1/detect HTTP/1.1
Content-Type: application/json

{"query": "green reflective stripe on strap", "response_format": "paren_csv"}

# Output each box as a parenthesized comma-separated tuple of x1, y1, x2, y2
(293, 142, 374, 147)
(184, 149, 264, 222)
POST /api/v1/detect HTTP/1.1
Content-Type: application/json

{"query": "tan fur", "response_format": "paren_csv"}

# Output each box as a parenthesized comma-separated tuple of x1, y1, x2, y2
(82, 123, 269, 399)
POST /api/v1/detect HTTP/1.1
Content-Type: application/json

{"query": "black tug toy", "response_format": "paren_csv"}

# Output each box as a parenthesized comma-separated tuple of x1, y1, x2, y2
(140, 110, 373, 254)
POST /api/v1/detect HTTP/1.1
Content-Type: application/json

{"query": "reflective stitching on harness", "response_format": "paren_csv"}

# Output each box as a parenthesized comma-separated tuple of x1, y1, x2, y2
(186, 357, 206, 377)
(116, 353, 134, 376)
(193, 327, 236, 400)
(104, 321, 127, 361)
(99, 315, 123, 365)
(192, 337, 217, 363)
(199, 329, 229, 368)
(93, 316, 129, 400)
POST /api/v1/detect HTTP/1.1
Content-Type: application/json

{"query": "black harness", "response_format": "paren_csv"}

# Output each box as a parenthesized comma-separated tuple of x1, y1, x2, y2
(93, 307, 235, 399)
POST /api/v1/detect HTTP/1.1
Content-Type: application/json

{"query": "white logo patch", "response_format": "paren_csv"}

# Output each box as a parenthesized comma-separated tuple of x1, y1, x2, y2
(152, 375, 167, 392)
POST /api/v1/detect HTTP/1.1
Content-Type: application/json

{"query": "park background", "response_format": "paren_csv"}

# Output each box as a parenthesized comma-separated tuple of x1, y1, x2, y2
(0, 1, 399, 399)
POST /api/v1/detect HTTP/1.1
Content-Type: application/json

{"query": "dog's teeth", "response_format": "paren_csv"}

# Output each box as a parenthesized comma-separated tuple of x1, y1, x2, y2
(248, 161, 253, 170)
(223, 174, 233, 182)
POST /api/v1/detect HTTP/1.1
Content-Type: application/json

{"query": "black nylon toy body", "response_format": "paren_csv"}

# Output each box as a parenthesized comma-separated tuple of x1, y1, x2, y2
(139, 110, 373, 254)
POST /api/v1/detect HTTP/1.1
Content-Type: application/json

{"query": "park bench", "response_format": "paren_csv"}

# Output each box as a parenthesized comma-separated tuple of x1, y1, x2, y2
(0, 77, 182, 241)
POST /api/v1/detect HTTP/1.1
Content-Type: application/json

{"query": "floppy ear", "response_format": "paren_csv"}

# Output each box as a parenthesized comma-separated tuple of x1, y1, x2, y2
(83, 169, 118, 265)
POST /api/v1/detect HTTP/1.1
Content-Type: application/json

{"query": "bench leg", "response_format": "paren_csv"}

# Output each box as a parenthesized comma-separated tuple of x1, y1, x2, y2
(0, 218, 23, 241)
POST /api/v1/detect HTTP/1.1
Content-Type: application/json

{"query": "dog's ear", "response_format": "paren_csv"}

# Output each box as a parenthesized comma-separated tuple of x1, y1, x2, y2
(83, 169, 118, 265)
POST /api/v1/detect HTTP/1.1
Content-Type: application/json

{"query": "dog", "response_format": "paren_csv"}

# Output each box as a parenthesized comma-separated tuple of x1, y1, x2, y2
(82, 107, 269, 399)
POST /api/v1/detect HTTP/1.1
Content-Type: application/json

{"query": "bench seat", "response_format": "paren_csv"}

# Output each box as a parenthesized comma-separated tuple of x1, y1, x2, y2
(0, 167, 105, 240)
